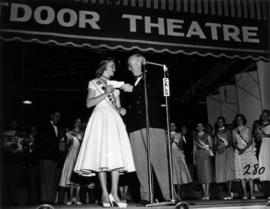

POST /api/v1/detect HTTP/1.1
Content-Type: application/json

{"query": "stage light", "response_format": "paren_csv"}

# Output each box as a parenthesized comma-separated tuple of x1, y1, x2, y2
(22, 100, 33, 105)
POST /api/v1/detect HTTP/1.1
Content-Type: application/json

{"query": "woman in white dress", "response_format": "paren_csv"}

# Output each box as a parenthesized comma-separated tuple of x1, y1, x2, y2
(74, 57, 135, 208)
(258, 109, 270, 200)
(59, 118, 83, 205)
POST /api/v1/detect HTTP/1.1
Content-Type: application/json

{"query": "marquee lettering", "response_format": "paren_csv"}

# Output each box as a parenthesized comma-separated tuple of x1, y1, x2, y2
(1, 2, 101, 29)
(122, 14, 260, 43)
(0, 2, 261, 44)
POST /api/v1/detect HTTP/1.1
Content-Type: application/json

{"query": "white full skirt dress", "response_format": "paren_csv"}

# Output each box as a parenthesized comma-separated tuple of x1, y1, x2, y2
(259, 124, 270, 181)
(74, 79, 135, 176)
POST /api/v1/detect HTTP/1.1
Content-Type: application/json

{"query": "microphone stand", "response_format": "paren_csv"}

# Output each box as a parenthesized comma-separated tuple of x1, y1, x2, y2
(143, 63, 190, 209)
(142, 62, 154, 204)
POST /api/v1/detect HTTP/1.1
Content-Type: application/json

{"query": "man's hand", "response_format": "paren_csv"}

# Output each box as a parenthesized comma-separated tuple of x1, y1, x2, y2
(119, 107, 127, 116)
(122, 84, 133, 92)
(106, 85, 115, 93)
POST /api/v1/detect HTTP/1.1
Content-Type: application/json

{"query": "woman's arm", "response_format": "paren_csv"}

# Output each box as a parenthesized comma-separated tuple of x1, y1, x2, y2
(226, 130, 233, 147)
(232, 130, 239, 150)
(115, 91, 127, 116)
(245, 128, 253, 149)
(207, 135, 214, 156)
(207, 135, 213, 148)
(115, 92, 121, 109)
(262, 131, 270, 138)
(65, 131, 74, 146)
(172, 133, 181, 146)
(193, 144, 196, 166)
(86, 85, 114, 108)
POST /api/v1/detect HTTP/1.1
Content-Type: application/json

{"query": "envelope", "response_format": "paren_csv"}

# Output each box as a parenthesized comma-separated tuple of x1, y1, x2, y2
(107, 80, 125, 88)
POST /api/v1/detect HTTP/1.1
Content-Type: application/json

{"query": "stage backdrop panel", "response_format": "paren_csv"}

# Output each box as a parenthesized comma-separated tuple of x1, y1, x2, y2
(207, 61, 270, 127)
(235, 70, 263, 126)
(207, 94, 222, 127)
(207, 85, 238, 126)
(257, 61, 270, 110)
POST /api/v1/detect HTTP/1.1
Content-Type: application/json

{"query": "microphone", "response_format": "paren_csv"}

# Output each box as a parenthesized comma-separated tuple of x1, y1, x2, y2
(144, 61, 164, 67)
(142, 59, 168, 71)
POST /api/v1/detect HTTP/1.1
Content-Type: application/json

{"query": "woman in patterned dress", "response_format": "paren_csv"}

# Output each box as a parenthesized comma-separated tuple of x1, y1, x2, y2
(214, 117, 235, 200)
(194, 123, 214, 200)
(257, 109, 270, 200)
(232, 114, 258, 200)
(170, 122, 192, 201)
(74, 57, 135, 208)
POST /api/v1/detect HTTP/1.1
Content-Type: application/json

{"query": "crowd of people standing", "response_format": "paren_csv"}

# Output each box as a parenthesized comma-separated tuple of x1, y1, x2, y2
(1, 54, 270, 207)
(170, 110, 270, 202)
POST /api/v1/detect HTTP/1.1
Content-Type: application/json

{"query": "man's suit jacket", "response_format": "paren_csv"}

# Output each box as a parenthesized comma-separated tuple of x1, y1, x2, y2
(127, 72, 166, 133)
(36, 121, 59, 161)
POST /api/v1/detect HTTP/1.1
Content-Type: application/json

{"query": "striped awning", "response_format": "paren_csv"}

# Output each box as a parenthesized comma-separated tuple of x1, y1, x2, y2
(74, 0, 269, 21)
(0, 0, 269, 60)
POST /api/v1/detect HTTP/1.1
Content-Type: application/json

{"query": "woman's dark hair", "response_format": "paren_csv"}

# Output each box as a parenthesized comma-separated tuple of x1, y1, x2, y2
(95, 57, 115, 78)
(233, 114, 247, 127)
(260, 109, 270, 123)
(214, 116, 227, 131)
(195, 122, 204, 133)
(73, 117, 82, 125)
(217, 116, 226, 123)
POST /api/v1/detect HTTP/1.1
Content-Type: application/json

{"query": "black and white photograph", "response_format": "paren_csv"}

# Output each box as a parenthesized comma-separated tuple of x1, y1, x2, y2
(0, 1, 270, 209)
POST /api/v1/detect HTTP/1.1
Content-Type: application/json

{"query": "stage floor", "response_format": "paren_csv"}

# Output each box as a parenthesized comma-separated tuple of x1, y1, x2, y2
(13, 199, 270, 209)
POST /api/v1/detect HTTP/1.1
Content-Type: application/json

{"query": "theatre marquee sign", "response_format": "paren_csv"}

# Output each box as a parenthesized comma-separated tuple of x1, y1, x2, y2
(0, 1, 269, 60)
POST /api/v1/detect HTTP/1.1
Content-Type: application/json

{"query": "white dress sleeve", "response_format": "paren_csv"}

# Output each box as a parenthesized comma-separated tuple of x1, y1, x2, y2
(88, 80, 95, 90)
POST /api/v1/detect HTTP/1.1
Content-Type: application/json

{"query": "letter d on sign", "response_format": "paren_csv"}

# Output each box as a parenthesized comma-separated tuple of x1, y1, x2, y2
(10, 3, 32, 22)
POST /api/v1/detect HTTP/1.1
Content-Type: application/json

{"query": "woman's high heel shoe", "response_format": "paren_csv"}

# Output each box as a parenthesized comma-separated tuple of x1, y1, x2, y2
(75, 200, 82, 205)
(109, 194, 127, 208)
(66, 201, 73, 206)
(102, 202, 111, 208)
(101, 196, 111, 208)
(66, 197, 75, 205)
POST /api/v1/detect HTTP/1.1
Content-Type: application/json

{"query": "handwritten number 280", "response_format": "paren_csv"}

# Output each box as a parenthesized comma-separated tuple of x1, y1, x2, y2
(244, 164, 265, 175)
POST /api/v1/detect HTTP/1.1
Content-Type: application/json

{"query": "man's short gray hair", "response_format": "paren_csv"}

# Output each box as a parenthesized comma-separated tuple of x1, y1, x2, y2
(128, 54, 145, 64)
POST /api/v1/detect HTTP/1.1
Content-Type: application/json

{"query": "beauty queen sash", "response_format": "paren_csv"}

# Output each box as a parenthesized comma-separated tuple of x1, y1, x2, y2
(92, 79, 119, 113)
(217, 135, 229, 146)
(236, 128, 248, 146)
(195, 134, 214, 156)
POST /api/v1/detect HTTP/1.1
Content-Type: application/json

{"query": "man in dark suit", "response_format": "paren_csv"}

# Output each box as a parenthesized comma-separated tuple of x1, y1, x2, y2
(122, 54, 170, 204)
(37, 111, 61, 204)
